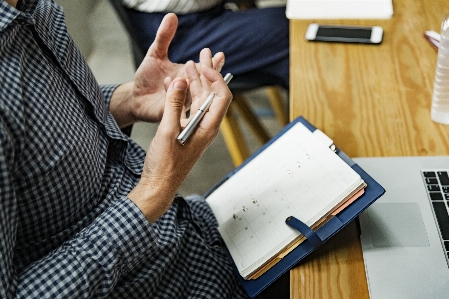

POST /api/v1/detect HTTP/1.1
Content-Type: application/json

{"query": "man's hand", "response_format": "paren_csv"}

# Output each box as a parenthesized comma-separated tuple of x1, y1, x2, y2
(127, 49, 232, 223)
(109, 13, 225, 128)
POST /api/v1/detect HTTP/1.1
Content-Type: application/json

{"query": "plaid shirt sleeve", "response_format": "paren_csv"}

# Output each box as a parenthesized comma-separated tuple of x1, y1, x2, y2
(0, 1, 157, 297)
(1, 1, 249, 298)
(0, 128, 158, 297)
(12, 199, 158, 298)
(100, 84, 120, 110)
(0, 121, 18, 298)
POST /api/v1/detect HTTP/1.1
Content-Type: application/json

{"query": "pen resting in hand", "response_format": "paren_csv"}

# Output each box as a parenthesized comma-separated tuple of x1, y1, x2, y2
(127, 49, 233, 223)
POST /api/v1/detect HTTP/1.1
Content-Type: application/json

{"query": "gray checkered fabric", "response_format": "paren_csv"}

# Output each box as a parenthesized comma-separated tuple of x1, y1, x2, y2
(0, 0, 247, 298)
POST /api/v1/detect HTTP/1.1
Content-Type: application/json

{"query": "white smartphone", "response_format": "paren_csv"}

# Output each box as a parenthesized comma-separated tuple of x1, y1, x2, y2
(305, 23, 383, 44)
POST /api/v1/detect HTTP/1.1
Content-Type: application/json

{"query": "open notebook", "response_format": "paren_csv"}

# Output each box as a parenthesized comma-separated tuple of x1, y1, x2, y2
(206, 120, 366, 279)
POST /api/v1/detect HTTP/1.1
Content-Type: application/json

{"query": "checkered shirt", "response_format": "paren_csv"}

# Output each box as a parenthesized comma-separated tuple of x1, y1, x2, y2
(0, 0, 247, 298)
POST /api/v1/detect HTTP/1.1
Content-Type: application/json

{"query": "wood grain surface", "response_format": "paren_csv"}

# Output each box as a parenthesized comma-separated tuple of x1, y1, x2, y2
(289, 0, 449, 298)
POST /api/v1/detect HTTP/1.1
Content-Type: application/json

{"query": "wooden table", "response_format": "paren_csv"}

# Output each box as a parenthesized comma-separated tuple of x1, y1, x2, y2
(289, 1, 449, 298)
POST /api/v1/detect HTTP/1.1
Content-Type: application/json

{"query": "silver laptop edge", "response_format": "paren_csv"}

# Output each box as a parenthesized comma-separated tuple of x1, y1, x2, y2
(354, 156, 449, 299)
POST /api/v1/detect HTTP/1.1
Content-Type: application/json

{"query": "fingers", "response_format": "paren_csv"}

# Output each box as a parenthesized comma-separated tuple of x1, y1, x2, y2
(186, 60, 201, 100)
(164, 76, 172, 91)
(171, 48, 231, 139)
(186, 51, 213, 113)
(198, 65, 233, 129)
(199, 48, 213, 68)
(160, 78, 187, 134)
(212, 52, 225, 72)
(187, 48, 232, 125)
(147, 13, 178, 58)
(199, 48, 214, 89)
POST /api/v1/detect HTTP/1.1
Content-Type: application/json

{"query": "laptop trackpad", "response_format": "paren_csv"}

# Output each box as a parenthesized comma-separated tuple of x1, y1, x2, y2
(367, 203, 429, 247)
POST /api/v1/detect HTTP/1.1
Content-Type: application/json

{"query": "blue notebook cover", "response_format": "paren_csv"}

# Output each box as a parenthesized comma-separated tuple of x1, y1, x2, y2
(204, 116, 385, 298)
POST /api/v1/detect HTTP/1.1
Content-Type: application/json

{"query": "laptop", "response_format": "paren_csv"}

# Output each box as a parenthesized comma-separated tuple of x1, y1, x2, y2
(354, 156, 449, 299)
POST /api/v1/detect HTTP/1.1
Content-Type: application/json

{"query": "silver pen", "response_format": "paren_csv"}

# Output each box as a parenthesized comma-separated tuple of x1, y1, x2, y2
(176, 73, 233, 145)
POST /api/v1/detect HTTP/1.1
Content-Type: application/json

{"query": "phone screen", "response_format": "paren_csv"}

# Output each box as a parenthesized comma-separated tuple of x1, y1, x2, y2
(305, 24, 383, 44)
(316, 27, 372, 39)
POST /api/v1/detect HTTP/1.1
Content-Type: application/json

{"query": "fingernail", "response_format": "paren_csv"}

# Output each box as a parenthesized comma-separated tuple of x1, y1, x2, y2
(173, 80, 187, 91)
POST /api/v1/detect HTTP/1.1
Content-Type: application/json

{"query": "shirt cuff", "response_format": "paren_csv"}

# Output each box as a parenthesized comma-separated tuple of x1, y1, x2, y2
(75, 197, 157, 274)
(100, 84, 119, 109)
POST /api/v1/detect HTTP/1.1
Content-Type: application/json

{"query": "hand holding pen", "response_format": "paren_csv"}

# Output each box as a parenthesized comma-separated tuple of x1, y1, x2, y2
(177, 73, 233, 144)
(129, 49, 233, 222)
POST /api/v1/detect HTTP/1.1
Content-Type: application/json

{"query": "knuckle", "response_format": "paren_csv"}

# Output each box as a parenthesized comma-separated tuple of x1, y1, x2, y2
(167, 93, 185, 108)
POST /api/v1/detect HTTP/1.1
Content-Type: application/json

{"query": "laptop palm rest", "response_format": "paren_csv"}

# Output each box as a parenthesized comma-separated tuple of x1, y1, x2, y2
(366, 203, 429, 248)
(356, 157, 449, 299)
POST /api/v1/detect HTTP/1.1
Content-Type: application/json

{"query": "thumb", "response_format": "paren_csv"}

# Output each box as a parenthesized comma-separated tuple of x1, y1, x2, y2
(148, 13, 178, 58)
(160, 78, 187, 131)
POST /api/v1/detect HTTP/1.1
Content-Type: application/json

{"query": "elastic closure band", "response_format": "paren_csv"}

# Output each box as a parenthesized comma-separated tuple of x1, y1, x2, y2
(285, 216, 323, 249)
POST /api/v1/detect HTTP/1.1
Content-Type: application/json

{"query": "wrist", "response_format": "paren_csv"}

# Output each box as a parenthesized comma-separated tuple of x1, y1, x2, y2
(109, 81, 136, 128)
(127, 180, 176, 223)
